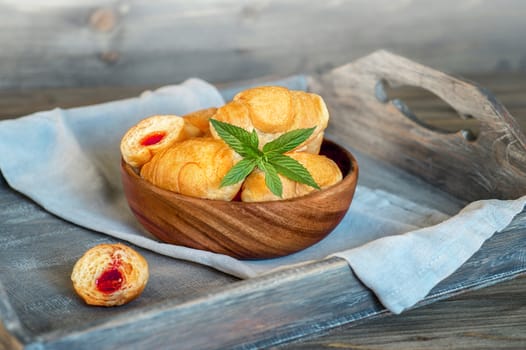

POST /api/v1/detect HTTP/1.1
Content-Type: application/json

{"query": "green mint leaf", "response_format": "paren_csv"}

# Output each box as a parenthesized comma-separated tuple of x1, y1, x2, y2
(257, 161, 283, 197)
(268, 153, 321, 190)
(212, 119, 322, 198)
(210, 119, 260, 158)
(262, 127, 316, 154)
(249, 128, 259, 149)
(220, 158, 257, 187)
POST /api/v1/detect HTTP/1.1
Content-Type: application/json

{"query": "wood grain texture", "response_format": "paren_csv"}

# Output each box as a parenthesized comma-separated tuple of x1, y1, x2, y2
(311, 50, 526, 202)
(1, 0, 526, 89)
(121, 140, 358, 259)
(280, 276, 526, 350)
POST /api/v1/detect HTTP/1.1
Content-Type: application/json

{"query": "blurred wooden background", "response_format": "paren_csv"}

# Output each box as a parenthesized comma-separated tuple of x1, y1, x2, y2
(1, 0, 525, 89)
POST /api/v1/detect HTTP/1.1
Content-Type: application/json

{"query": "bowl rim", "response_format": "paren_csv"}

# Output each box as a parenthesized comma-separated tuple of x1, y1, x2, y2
(121, 138, 359, 206)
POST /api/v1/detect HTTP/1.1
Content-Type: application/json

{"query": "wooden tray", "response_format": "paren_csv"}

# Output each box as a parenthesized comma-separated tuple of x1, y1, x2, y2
(1, 51, 525, 350)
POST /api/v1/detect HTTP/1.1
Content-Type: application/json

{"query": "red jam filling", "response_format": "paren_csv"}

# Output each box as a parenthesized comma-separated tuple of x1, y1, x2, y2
(96, 267, 123, 294)
(140, 132, 166, 146)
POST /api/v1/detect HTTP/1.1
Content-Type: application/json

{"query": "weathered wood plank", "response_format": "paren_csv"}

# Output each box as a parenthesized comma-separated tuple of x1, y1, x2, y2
(279, 276, 526, 350)
(312, 51, 526, 202)
(1, 0, 526, 89)
(0, 86, 153, 120)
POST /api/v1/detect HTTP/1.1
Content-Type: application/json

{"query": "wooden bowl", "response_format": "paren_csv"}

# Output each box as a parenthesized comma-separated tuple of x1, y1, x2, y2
(121, 140, 358, 259)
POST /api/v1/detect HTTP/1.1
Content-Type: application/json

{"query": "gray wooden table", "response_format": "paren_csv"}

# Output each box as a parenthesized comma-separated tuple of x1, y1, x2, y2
(0, 73, 525, 350)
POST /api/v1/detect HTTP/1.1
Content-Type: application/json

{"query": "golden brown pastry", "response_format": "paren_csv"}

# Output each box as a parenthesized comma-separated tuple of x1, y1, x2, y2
(241, 152, 342, 202)
(120, 115, 202, 168)
(71, 243, 149, 307)
(140, 138, 242, 200)
(211, 86, 329, 154)
(235, 86, 294, 134)
(288, 91, 329, 154)
(182, 107, 217, 136)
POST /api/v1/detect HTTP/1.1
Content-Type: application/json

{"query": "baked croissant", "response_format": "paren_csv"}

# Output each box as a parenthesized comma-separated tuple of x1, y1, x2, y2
(241, 152, 342, 202)
(140, 137, 242, 200)
(71, 243, 149, 307)
(211, 86, 329, 154)
(120, 115, 202, 168)
(182, 107, 217, 136)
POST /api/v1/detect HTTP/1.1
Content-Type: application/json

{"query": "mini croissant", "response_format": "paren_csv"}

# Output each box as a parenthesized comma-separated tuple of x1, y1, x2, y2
(211, 86, 329, 154)
(71, 243, 149, 307)
(182, 107, 217, 136)
(241, 152, 342, 202)
(120, 115, 202, 168)
(140, 137, 242, 200)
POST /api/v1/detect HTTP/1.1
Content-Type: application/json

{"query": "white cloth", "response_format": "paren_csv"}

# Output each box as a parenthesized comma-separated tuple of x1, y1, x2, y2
(0, 78, 524, 314)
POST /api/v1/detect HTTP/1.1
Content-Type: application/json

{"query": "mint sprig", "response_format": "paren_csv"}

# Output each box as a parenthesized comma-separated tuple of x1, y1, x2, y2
(210, 119, 320, 197)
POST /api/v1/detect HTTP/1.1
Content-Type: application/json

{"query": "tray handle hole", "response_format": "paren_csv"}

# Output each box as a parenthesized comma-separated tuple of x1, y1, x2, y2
(375, 79, 479, 142)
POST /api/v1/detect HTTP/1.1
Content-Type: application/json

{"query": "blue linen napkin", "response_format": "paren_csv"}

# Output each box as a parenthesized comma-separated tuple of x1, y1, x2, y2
(0, 78, 524, 314)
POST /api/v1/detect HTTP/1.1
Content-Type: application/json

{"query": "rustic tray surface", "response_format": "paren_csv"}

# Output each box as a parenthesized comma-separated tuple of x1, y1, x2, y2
(2, 145, 524, 349)
(1, 53, 526, 349)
